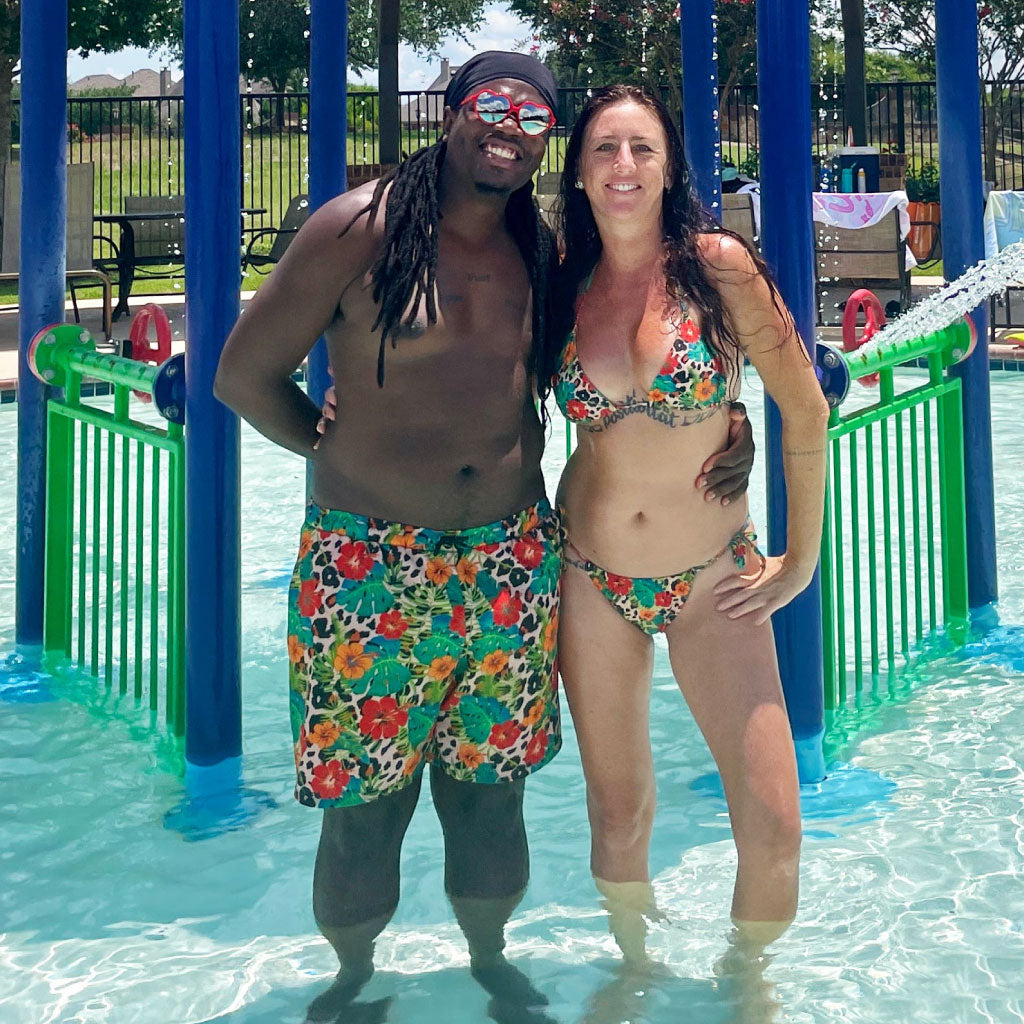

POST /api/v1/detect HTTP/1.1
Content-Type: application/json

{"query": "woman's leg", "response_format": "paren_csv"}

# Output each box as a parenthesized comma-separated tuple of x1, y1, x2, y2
(663, 553, 801, 939)
(559, 562, 661, 961)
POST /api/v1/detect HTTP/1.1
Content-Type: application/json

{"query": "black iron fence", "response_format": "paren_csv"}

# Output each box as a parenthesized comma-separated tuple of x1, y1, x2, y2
(9, 80, 1024, 246)
(720, 80, 944, 179)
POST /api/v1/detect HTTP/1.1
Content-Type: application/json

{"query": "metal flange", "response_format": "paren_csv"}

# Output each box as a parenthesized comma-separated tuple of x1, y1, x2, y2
(816, 342, 851, 409)
(153, 353, 186, 425)
(28, 323, 96, 388)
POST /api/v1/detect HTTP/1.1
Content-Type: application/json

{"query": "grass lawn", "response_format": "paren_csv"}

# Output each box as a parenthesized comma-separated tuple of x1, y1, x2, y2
(0, 267, 272, 309)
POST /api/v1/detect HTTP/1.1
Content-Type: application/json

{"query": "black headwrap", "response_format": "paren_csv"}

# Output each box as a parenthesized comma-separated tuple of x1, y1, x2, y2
(444, 50, 559, 113)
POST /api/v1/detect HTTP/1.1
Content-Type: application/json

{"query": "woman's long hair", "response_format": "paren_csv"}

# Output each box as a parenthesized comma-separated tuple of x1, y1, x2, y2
(541, 85, 788, 394)
(341, 140, 560, 396)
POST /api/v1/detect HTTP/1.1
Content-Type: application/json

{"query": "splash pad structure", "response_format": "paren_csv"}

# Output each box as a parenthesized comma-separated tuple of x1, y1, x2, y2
(11, 0, 999, 820)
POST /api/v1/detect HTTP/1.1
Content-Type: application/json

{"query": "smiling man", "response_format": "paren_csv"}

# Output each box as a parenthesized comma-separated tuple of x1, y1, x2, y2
(216, 52, 565, 1019)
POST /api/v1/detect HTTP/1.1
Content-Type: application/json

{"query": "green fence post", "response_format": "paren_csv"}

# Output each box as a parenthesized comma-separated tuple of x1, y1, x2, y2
(43, 404, 76, 657)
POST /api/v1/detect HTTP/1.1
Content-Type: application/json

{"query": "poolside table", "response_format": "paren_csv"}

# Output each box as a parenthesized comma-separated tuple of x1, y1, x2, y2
(95, 207, 267, 320)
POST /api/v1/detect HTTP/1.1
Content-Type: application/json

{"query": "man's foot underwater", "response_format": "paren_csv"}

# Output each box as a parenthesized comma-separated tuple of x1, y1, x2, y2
(303, 962, 376, 1022)
(471, 953, 549, 1007)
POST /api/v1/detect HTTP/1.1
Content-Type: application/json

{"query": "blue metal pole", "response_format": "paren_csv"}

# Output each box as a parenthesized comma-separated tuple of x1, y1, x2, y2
(307, 0, 348, 416)
(935, 0, 997, 608)
(16, 0, 67, 647)
(680, 0, 721, 218)
(183, 0, 242, 784)
(757, 0, 825, 782)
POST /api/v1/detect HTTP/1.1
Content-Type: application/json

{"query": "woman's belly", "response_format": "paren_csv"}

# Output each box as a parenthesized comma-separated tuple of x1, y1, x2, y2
(556, 410, 751, 576)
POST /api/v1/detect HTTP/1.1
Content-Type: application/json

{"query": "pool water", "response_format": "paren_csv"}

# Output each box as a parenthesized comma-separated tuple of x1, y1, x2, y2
(1, 371, 1023, 1024)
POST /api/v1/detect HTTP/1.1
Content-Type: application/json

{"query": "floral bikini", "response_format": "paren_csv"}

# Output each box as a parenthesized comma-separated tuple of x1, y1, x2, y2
(554, 281, 763, 636)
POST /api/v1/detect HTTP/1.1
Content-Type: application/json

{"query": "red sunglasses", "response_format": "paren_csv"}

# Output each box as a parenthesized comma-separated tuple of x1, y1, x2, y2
(459, 88, 557, 137)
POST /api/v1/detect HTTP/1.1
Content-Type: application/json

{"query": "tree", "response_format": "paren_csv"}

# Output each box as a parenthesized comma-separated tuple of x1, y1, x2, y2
(239, 0, 309, 93)
(1, 1, 179, 170)
(344, 0, 488, 74)
(867, 0, 1024, 180)
(161, 1, 491, 90)
(505, 0, 758, 116)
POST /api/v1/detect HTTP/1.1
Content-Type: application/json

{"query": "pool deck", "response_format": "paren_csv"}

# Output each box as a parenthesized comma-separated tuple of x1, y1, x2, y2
(2, 276, 1024, 401)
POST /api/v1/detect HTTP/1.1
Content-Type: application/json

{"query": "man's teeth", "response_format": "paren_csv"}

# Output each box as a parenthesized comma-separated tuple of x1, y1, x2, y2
(484, 144, 518, 160)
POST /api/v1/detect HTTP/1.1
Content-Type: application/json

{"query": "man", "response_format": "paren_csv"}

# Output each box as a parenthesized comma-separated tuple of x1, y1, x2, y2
(215, 52, 752, 1020)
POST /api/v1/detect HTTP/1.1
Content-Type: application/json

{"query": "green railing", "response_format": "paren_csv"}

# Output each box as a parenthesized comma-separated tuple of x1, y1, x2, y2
(30, 324, 187, 736)
(820, 321, 971, 719)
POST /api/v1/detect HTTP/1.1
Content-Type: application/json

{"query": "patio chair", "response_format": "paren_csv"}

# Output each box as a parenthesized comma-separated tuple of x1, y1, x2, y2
(814, 209, 911, 325)
(123, 194, 185, 271)
(984, 190, 1024, 345)
(721, 192, 759, 249)
(241, 194, 311, 275)
(534, 172, 561, 229)
(0, 162, 113, 340)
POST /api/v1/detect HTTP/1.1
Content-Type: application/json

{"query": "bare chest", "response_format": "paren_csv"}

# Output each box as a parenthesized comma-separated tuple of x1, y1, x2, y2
(575, 291, 687, 400)
(333, 240, 534, 388)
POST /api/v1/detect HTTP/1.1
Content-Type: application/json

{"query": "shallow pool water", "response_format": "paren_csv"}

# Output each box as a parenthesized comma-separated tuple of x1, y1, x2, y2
(1, 370, 1023, 1024)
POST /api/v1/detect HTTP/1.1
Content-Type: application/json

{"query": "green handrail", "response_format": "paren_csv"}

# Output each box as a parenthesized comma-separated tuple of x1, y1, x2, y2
(821, 319, 970, 729)
(30, 324, 186, 737)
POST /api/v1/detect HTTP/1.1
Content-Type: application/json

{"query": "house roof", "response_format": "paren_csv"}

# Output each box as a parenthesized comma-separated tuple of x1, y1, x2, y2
(67, 68, 277, 98)
(69, 74, 123, 93)
(399, 59, 461, 123)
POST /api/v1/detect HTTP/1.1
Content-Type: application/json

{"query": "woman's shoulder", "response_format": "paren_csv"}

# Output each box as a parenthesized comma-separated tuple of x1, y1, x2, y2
(695, 230, 757, 276)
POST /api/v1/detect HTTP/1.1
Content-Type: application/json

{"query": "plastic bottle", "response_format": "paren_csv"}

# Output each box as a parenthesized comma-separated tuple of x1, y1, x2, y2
(841, 166, 854, 193)
(857, 168, 867, 193)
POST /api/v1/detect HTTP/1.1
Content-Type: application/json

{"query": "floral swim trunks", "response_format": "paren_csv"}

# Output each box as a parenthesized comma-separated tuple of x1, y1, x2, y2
(288, 499, 563, 808)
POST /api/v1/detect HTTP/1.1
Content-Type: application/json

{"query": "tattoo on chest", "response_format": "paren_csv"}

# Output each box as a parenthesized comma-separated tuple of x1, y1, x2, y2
(467, 272, 492, 283)
(581, 399, 721, 432)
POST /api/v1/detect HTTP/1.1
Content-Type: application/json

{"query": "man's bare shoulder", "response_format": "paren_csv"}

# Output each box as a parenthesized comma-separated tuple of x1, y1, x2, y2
(280, 181, 390, 288)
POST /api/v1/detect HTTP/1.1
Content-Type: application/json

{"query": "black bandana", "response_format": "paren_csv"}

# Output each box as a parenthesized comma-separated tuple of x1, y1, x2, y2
(444, 50, 558, 113)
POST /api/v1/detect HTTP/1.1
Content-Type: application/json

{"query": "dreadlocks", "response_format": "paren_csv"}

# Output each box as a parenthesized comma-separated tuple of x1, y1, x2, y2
(340, 140, 560, 401)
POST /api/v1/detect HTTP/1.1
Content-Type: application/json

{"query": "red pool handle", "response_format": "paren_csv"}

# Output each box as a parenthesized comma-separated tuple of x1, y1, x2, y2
(842, 289, 884, 386)
(128, 304, 172, 402)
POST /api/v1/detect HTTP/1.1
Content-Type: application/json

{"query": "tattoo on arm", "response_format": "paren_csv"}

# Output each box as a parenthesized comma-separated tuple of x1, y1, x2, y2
(778, 444, 827, 456)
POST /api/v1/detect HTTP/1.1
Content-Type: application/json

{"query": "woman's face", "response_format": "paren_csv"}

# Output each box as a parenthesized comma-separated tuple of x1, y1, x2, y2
(578, 101, 671, 226)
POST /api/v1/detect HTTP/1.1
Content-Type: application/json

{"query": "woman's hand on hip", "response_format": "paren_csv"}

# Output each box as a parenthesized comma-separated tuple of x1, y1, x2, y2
(713, 555, 813, 626)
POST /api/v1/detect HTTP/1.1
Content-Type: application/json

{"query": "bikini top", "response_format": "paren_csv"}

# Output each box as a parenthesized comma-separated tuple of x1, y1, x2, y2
(553, 281, 731, 428)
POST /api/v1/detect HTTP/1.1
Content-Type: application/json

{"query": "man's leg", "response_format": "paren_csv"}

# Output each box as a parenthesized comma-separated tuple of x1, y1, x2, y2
(308, 773, 423, 1015)
(429, 764, 547, 1007)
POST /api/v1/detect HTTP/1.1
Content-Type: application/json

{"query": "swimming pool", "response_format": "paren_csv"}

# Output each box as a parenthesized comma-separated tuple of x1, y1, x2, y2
(1, 370, 1023, 1023)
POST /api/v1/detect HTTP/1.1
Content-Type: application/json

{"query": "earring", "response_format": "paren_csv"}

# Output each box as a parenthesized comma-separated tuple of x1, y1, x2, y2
(575, 179, 584, 189)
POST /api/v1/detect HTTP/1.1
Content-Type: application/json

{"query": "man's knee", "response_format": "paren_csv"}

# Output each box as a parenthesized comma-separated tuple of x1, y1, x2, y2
(430, 762, 526, 827)
(312, 780, 422, 927)
(430, 766, 530, 899)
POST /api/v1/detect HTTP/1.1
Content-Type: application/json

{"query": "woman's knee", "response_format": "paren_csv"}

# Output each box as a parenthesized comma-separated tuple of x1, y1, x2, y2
(587, 786, 656, 848)
(735, 797, 802, 866)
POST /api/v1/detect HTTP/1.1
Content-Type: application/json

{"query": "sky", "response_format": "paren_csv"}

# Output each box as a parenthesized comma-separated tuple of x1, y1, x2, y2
(65, 2, 531, 90)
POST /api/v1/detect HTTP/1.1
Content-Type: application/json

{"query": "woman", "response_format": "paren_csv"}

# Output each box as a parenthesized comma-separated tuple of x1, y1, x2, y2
(546, 85, 829, 964)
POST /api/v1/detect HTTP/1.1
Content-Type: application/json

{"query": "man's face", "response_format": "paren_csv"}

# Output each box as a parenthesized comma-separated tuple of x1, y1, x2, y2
(442, 78, 551, 195)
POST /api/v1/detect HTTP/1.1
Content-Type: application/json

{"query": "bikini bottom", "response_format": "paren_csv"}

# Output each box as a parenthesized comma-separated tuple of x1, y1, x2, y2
(562, 518, 762, 636)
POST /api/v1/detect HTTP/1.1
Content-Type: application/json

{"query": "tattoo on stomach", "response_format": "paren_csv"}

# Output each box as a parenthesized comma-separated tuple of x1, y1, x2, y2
(581, 402, 722, 432)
